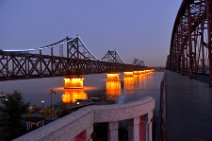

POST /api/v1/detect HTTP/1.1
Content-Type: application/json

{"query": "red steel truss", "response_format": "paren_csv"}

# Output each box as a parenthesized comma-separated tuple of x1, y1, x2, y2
(168, 0, 212, 86)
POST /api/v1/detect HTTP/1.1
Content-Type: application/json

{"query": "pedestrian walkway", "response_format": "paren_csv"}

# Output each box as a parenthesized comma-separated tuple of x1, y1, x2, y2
(165, 71, 212, 141)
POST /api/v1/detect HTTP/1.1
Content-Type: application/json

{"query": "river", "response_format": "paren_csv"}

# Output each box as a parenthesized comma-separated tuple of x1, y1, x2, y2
(0, 72, 163, 112)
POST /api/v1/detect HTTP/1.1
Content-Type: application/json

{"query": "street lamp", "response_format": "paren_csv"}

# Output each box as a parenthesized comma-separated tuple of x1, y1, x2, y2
(41, 100, 45, 108)
(49, 89, 56, 112)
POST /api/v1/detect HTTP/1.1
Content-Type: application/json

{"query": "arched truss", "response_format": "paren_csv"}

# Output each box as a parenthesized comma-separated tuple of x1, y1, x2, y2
(101, 50, 124, 64)
(132, 58, 145, 67)
(167, 0, 212, 86)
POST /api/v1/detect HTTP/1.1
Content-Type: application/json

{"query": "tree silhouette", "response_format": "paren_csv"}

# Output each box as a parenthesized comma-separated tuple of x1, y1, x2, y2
(0, 90, 29, 140)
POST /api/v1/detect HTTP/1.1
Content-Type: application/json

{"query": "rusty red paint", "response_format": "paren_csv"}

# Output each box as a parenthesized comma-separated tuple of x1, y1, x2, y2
(75, 130, 86, 141)
(140, 116, 146, 141)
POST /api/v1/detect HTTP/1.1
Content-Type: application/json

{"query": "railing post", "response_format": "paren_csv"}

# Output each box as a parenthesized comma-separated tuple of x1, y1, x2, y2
(108, 121, 119, 141)
(146, 112, 153, 141)
(133, 117, 140, 141)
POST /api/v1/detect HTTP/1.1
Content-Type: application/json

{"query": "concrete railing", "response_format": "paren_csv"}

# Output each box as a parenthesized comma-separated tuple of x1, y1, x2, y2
(14, 96, 155, 141)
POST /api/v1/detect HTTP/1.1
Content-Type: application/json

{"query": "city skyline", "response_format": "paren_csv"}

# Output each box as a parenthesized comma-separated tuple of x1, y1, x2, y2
(0, 0, 182, 66)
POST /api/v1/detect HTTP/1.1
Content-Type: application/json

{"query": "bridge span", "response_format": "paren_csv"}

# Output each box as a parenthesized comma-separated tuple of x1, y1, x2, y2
(0, 36, 147, 81)
(167, 0, 212, 86)
(163, 1, 212, 140)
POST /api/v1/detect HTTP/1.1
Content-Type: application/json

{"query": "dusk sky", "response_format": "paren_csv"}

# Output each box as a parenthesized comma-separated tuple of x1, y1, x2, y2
(0, 0, 182, 66)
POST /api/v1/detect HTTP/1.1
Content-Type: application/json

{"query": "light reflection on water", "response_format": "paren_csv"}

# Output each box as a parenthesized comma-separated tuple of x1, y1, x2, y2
(0, 72, 163, 110)
(106, 79, 121, 101)
(62, 89, 87, 104)
(124, 76, 136, 93)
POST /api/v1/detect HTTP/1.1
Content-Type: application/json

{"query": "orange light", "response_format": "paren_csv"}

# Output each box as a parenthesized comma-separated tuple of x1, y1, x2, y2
(106, 73, 120, 81)
(144, 69, 152, 73)
(124, 72, 134, 77)
(64, 77, 84, 89)
(124, 76, 135, 93)
(62, 89, 87, 104)
(133, 71, 140, 75)
(146, 69, 154, 73)
(134, 71, 145, 75)
(139, 70, 146, 74)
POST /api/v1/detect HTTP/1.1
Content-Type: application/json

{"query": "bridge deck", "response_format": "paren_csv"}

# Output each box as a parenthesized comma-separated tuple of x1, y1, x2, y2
(165, 71, 212, 141)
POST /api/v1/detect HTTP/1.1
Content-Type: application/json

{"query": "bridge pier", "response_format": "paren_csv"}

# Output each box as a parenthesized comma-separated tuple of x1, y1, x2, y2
(64, 76, 84, 89)
(124, 72, 134, 77)
(133, 70, 146, 75)
(133, 69, 153, 75)
(133, 71, 140, 75)
(140, 70, 146, 74)
(106, 73, 120, 81)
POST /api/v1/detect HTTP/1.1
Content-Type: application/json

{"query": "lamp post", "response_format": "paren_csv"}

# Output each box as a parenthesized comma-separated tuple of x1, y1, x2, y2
(49, 89, 56, 112)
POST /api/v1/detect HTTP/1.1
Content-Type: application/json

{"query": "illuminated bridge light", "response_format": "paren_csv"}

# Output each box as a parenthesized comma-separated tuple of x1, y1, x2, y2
(133, 71, 140, 75)
(106, 73, 120, 81)
(150, 69, 155, 72)
(124, 72, 134, 77)
(64, 76, 84, 89)
(62, 89, 87, 104)
(139, 70, 146, 74)
(144, 69, 152, 74)
(133, 70, 146, 75)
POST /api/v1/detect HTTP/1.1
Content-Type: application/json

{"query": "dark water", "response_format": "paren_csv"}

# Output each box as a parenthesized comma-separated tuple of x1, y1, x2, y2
(0, 72, 163, 111)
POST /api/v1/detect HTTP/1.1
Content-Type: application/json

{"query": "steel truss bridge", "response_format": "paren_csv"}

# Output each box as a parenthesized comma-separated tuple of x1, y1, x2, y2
(0, 36, 146, 81)
(167, 0, 212, 86)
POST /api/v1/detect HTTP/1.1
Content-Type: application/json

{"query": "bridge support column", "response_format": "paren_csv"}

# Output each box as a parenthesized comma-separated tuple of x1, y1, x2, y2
(107, 73, 120, 81)
(140, 70, 146, 74)
(124, 72, 134, 77)
(144, 70, 151, 74)
(108, 121, 119, 141)
(133, 71, 140, 75)
(64, 76, 84, 89)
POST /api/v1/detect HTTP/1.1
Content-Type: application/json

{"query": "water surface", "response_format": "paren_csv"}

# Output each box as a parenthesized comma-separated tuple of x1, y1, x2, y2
(0, 72, 163, 111)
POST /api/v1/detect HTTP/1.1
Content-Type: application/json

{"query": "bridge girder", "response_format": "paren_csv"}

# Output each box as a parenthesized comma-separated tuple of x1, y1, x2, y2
(0, 36, 147, 81)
